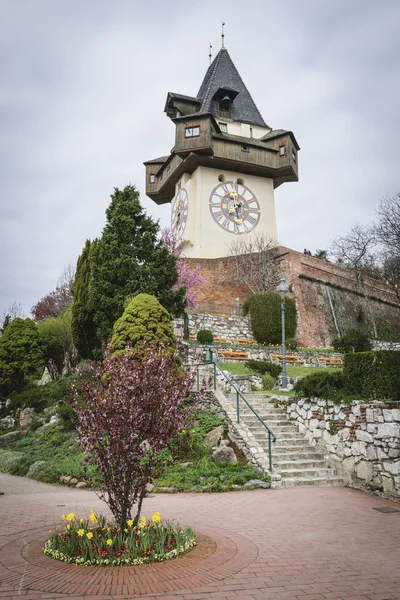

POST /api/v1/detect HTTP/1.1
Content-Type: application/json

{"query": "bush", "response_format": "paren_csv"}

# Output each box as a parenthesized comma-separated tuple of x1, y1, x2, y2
(243, 293, 296, 345)
(262, 373, 276, 390)
(332, 329, 372, 353)
(245, 360, 282, 379)
(286, 337, 298, 350)
(111, 293, 176, 357)
(6, 378, 73, 416)
(344, 350, 400, 401)
(293, 371, 348, 403)
(0, 318, 44, 395)
(196, 330, 213, 344)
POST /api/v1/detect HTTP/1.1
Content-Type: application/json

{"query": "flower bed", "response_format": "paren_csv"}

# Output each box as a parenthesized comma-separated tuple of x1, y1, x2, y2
(43, 510, 196, 566)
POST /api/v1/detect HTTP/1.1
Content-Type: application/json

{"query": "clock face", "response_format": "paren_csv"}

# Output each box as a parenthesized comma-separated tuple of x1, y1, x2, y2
(171, 187, 189, 238)
(209, 181, 261, 234)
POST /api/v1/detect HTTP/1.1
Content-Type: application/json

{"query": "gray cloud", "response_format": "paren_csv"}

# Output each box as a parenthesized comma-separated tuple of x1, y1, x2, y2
(1, 0, 399, 316)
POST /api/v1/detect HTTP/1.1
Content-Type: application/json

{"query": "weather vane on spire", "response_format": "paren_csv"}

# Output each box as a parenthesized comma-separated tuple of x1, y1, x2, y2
(221, 21, 225, 48)
(209, 42, 213, 65)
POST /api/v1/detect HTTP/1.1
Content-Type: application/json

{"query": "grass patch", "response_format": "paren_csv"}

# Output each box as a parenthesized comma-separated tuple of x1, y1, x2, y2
(218, 362, 339, 378)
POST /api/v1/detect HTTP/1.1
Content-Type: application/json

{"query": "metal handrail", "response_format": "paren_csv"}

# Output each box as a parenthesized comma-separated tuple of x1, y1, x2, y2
(191, 359, 276, 471)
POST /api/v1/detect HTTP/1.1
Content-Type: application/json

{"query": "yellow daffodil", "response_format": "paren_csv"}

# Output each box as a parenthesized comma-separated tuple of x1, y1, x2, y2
(77, 529, 85, 537)
(86, 532, 93, 539)
(106, 539, 113, 546)
(65, 513, 75, 521)
(89, 513, 98, 524)
(152, 511, 161, 523)
(61, 514, 66, 520)
(66, 524, 71, 530)
(139, 516, 147, 528)
(124, 528, 129, 533)
(127, 519, 133, 527)
(79, 518, 84, 523)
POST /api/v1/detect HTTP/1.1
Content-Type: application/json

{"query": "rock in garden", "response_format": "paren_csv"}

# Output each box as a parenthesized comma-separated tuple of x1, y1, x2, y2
(0, 430, 26, 447)
(244, 479, 271, 489)
(155, 486, 177, 493)
(49, 415, 60, 424)
(63, 475, 72, 484)
(0, 416, 15, 430)
(76, 481, 88, 489)
(27, 460, 46, 478)
(212, 442, 237, 465)
(19, 408, 37, 429)
(204, 425, 224, 447)
(69, 478, 78, 486)
(146, 483, 154, 492)
(37, 367, 52, 386)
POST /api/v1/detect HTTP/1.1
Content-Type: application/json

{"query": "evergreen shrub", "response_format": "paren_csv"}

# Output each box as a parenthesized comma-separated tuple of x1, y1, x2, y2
(344, 350, 400, 401)
(262, 373, 276, 391)
(286, 337, 298, 350)
(245, 360, 281, 379)
(111, 294, 176, 357)
(196, 330, 213, 344)
(332, 329, 372, 353)
(293, 371, 348, 403)
(243, 293, 296, 345)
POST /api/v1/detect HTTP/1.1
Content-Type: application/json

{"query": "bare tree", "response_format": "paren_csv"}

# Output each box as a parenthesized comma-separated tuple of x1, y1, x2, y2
(225, 233, 281, 295)
(375, 193, 400, 254)
(330, 223, 378, 275)
(1, 301, 26, 333)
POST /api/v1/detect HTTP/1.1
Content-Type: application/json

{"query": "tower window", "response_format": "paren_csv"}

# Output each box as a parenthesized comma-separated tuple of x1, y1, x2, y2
(279, 145, 286, 156)
(218, 174, 226, 182)
(149, 174, 155, 183)
(292, 149, 297, 162)
(237, 177, 244, 185)
(250, 127, 253, 138)
(185, 125, 200, 138)
(219, 122, 228, 133)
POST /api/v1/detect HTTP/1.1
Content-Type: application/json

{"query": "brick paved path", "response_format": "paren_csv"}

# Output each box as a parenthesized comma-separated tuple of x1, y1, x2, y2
(0, 474, 399, 600)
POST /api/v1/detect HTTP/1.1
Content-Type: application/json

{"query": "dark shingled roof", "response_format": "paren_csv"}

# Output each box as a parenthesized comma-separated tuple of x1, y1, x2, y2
(143, 156, 169, 165)
(168, 92, 200, 103)
(196, 48, 267, 128)
(261, 129, 288, 140)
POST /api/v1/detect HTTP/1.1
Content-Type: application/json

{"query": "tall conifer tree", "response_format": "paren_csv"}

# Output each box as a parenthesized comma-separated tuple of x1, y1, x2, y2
(89, 185, 186, 345)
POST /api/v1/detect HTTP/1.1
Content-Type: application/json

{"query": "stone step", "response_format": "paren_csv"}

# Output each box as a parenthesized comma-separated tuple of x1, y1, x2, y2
(241, 417, 291, 427)
(274, 438, 314, 447)
(273, 459, 332, 470)
(270, 451, 323, 461)
(279, 467, 335, 478)
(281, 476, 344, 488)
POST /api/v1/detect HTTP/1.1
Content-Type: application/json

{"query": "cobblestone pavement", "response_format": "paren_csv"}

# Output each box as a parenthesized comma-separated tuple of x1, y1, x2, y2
(0, 474, 399, 600)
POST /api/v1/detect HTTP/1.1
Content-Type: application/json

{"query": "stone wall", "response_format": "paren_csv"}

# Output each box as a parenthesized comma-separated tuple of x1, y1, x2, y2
(174, 313, 253, 341)
(287, 398, 400, 500)
(371, 340, 400, 351)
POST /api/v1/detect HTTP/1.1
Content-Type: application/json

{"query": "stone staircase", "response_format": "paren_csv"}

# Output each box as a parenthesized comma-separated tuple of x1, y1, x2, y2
(237, 393, 344, 487)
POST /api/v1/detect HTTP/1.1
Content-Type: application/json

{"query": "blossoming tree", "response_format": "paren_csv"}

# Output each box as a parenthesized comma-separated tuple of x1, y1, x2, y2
(74, 346, 197, 529)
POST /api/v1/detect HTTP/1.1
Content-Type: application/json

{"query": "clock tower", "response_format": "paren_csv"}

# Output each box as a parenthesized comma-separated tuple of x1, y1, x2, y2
(144, 46, 300, 259)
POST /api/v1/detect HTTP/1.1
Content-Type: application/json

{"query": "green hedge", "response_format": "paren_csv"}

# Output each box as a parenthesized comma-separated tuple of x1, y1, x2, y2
(344, 351, 400, 401)
(245, 360, 282, 379)
(294, 350, 400, 402)
(243, 293, 296, 345)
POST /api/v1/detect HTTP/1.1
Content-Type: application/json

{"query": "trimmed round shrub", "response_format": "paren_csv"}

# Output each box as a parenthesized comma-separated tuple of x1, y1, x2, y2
(332, 329, 371, 353)
(243, 293, 296, 345)
(111, 294, 176, 357)
(196, 330, 213, 344)
(262, 373, 276, 391)
(245, 360, 281, 379)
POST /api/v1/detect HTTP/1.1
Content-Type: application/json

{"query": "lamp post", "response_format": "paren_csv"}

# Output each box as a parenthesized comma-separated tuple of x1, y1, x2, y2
(276, 279, 290, 389)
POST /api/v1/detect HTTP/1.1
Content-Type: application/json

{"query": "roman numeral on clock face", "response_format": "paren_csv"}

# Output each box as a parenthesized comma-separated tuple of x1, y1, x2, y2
(209, 181, 261, 234)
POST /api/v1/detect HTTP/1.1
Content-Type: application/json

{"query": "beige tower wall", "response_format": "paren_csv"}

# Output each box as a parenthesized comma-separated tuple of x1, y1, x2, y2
(172, 166, 277, 259)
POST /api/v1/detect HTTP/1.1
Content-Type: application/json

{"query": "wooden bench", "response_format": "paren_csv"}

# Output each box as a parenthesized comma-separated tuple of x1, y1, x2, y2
(213, 337, 228, 344)
(318, 356, 343, 368)
(218, 350, 249, 362)
(234, 338, 257, 345)
(271, 353, 304, 365)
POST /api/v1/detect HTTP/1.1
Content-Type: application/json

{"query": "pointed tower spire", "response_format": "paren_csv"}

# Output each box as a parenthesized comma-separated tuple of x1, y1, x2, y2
(221, 21, 225, 49)
(196, 48, 267, 127)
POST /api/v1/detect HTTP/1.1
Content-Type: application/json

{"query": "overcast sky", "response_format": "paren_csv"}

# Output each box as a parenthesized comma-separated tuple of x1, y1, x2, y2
(1, 0, 400, 318)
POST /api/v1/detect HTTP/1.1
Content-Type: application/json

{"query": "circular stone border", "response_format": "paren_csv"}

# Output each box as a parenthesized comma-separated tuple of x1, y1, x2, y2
(0, 525, 258, 596)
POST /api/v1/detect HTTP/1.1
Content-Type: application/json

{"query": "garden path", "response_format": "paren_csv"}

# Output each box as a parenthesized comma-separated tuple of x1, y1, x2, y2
(0, 474, 399, 600)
